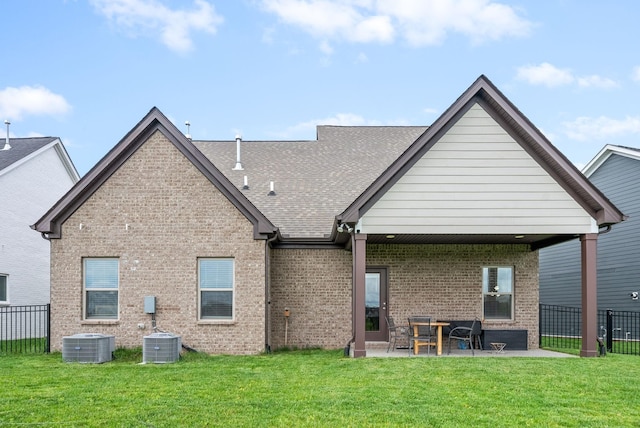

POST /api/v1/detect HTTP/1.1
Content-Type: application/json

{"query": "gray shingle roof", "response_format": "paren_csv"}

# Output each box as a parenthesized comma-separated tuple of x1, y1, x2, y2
(193, 126, 427, 238)
(0, 137, 58, 172)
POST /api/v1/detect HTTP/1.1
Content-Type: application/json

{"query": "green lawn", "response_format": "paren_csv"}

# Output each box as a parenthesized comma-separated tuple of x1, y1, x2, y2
(2, 348, 640, 427)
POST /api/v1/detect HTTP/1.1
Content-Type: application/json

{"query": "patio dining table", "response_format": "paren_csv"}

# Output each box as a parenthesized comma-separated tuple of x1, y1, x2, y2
(410, 320, 450, 356)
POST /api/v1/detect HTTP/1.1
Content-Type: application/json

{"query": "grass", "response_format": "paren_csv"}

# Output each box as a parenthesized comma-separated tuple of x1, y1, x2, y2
(0, 337, 48, 354)
(2, 348, 640, 427)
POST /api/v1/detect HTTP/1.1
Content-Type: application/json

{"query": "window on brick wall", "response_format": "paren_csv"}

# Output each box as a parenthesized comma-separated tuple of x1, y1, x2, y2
(0, 274, 8, 304)
(84, 258, 119, 319)
(482, 266, 514, 320)
(199, 258, 234, 320)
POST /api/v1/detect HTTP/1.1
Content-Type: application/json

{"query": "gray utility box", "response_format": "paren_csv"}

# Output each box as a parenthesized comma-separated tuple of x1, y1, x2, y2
(143, 332, 181, 363)
(62, 333, 115, 363)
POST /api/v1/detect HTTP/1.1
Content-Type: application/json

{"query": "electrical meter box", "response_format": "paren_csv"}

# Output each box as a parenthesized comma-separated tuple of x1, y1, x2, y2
(144, 296, 156, 314)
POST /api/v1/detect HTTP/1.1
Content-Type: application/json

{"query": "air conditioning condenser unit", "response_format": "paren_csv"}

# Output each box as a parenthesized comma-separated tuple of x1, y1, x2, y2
(143, 332, 181, 363)
(62, 333, 115, 363)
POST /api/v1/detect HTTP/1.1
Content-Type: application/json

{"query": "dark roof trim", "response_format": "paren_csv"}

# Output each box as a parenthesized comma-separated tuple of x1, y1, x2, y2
(338, 75, 626, 227)
(32, 107, 277, 239)
(582, 144, 640, 178)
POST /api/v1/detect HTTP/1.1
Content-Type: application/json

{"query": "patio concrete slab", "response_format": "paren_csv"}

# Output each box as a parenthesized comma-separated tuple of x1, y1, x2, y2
(361, 342, 577, 358)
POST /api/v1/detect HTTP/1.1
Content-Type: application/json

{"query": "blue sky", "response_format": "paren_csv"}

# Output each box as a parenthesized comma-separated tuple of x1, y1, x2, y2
(3, 0, 640, 175)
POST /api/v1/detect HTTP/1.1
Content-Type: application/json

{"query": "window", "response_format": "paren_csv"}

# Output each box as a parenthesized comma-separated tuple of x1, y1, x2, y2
(0, 275, 7, 304)
(482, 266, 513, 320)
(199, 258, 234, 320)
(84, 258, 119, 319)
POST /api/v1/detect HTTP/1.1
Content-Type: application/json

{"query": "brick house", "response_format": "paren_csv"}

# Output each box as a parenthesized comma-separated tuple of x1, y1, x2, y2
(32, 76, 624, 357)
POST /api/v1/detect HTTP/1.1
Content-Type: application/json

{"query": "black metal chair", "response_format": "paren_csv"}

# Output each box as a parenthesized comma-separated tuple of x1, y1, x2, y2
(408, 316, 437, 356)
(385, 316, 408, 352)
(448, 318, 483, 356)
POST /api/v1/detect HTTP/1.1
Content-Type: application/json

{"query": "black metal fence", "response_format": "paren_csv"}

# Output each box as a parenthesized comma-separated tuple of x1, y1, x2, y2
(0, 304, 50, 354)
(540, 304, 640, 356)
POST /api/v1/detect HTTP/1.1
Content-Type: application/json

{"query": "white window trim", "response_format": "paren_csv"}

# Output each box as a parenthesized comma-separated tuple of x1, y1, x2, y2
(198, 258, 235, 322)
(83, 258, 119, 320)
(482, 266, 514, 321)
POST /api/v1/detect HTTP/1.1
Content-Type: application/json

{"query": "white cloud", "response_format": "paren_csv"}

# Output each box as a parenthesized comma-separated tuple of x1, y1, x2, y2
(377, 0, 532, 46)
(272, 113, 408, 138)
(319, 40, 334, 56)
(261, 0, 394, 46)
(577, 75, 618, 89)
(355, 52, 369, 63)
(516, 63, 574, 87)
(90, 0, 223, 53)
(632, 66, 640, 82)
(564, 116, 640, 141)
(0, 85, 71, 120)
(517, 62, 618, 89)
(260, 0, 531, 48)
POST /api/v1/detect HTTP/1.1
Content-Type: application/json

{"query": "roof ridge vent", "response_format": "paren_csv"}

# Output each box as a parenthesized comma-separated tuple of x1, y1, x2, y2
(233, 134, 244, 170)
(2, 120, 11, 151)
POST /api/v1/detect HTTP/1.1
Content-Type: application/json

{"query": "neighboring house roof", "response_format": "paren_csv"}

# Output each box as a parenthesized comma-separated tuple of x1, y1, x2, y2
(0, 137, 79, 181)
(582, 144, 640, 178)
(32, 108, 276, 239)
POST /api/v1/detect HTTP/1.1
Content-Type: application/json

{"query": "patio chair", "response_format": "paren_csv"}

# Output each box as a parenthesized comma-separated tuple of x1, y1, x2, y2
(448, 318, 483, 356)
(385, 316, 409, 352)
(407, 316, 437, 356)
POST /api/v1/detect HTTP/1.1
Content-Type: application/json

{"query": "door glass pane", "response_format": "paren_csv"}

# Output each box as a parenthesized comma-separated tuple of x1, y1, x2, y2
(365, 273, 380, 332)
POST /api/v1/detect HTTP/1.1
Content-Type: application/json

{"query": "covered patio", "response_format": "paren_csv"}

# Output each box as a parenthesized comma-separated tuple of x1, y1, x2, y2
(336, 77, 625, 358)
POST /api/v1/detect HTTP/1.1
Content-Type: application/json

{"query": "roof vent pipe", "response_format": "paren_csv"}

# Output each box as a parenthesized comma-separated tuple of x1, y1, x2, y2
(233, 134, 244, 170)
(2, 120, 10, 151)
(184, 121, 191, 141)
(268, 181, 276, 196)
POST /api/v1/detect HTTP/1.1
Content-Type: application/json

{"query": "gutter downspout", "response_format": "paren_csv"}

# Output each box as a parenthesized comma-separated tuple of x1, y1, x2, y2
(265, 233, 278, 353)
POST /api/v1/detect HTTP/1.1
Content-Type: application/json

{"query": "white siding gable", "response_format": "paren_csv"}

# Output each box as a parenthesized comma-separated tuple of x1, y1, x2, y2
(0, 144, 78, 305)
(360, 103, 596, 235)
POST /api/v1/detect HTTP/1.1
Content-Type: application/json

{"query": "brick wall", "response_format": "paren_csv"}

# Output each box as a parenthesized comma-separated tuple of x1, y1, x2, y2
(366, 243, 539, 349)
(50, 131, 267, 354)
(269, 248, 353, 350)
(269, 243, 539, 351)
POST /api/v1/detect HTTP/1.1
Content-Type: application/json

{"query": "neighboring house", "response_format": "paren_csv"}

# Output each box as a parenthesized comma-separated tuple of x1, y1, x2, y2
(540, 145, 640, 312)
(0, 135, 79, 307)
(33, 76, 624, 357)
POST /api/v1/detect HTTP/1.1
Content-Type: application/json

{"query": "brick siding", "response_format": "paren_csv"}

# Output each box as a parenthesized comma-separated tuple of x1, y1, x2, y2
(366, 243, 539, 349)
(50, 131, 266, 354)
(269, 243, 539, 351)
(269, 248, 353, 349)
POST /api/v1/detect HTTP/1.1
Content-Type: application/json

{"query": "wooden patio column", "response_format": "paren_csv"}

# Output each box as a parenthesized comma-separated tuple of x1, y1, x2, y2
(352, 233, 367, 358)
(580, 233, 599, 357)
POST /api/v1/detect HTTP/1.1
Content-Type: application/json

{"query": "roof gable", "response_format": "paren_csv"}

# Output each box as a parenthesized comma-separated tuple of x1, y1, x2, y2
(339, 75, 625, 230)
(32, 107, 276, 239)
(360, 103, 595, 235)
(0, 137, 78, 182)
(582, 144, 640, 178)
